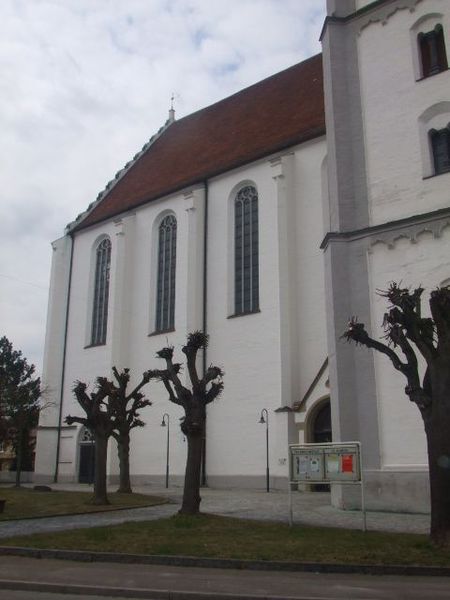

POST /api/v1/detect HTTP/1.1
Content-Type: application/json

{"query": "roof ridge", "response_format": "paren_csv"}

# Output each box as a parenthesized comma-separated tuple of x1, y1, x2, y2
(65, 117, 175, 233)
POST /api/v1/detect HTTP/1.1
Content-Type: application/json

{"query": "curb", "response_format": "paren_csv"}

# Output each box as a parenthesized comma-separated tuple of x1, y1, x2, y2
(0, 545, 449, 578)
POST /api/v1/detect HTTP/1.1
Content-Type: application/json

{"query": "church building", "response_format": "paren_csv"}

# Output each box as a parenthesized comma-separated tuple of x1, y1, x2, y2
(35, 0, 450, 513)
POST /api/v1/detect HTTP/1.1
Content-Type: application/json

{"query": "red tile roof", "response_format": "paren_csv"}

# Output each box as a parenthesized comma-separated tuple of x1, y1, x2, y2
(76, 53, 324, 231)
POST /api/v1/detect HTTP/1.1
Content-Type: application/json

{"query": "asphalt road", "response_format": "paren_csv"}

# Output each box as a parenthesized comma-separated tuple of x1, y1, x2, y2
(0, 556, 450, 600)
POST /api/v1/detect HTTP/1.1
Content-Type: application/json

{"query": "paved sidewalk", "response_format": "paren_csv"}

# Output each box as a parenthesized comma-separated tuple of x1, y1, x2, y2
(0, 483, 430, 539)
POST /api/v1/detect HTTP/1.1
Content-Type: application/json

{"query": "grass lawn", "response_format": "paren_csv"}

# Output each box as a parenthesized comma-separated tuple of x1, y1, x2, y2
(1, 513, 449, 567)
(0, 486, 167, 520)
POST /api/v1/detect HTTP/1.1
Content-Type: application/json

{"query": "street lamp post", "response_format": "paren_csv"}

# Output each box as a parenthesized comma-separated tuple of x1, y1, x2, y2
(161, 414, 170, 489)
(259, 408, 269, 492)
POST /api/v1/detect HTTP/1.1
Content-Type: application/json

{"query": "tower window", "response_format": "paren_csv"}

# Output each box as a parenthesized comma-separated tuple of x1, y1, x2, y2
(430, 126, 450, 175)
(419, 25, 448, 78)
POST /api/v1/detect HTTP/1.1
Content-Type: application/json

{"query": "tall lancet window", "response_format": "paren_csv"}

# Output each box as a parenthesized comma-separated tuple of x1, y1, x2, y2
(234, 185, 259, 315)
(91, 237, 111, 346)
(155, 214, 177, 332)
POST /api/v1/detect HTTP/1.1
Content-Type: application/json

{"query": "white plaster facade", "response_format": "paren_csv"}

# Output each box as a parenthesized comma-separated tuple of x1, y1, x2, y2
(35, 0, 450, 512)
(35, 137, 329, 489)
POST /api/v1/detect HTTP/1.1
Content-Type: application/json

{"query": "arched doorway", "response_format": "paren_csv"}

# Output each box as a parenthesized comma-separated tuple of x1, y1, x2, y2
(312, 401, 332, 444)
(309, 399, 332, 491)
(78, 427, 95, 484)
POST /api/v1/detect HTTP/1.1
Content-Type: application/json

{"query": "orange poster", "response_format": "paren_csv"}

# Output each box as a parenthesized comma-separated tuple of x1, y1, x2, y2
(342, 454, 353, 473)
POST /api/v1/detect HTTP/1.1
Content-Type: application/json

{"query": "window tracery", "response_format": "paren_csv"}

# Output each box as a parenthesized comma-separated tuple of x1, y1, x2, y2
(91, 237, 111, 345)
(234, 186, 259, 315)
(155, 214, 177, 332)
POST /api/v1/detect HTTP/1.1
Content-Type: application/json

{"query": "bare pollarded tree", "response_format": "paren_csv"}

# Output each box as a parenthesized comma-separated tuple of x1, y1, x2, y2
(66, 378, 116, 505)
(108, 367, 153, 494)
(154, 332, 224, 515)
(66, 368, 154, 502)
(343, 283, 450, 546)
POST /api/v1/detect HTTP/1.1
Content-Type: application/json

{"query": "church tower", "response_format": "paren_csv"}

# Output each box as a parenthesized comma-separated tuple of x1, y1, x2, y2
(322, 0, 450, 511)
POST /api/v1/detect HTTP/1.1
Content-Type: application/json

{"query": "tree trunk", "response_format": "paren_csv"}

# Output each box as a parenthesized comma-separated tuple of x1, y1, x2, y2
(14, 429, 23, 488)
(116, 434, 132, 494)
(425, 398, 450, 546)
(92, 433, 109, 505)
(180, 432, 203, 515)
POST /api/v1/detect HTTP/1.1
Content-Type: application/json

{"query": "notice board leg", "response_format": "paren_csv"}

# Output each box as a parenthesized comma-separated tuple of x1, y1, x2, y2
(288, 481, 293, 526)
(360, 481, 367, 532)
(359, 441, 367, 532)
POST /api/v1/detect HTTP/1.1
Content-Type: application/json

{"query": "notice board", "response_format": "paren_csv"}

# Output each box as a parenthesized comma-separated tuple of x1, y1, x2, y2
(289, 443, 360, 483)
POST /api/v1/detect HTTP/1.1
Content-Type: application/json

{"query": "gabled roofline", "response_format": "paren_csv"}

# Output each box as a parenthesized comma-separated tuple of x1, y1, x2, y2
(65, 117, 175, 234)
(68, 52, 324, 234)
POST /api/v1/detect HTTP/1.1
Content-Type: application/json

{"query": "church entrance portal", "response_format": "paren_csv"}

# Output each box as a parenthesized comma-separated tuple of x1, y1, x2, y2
(78, 427, 95, 484)
(312, 401, 332, 444)
(310, 399, 332, 491)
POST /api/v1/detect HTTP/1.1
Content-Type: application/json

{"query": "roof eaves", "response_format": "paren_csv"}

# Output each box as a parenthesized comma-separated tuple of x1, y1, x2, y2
(65, 117, 175, 234)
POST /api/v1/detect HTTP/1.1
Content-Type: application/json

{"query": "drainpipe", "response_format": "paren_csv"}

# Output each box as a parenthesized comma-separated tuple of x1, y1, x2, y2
(201, 180, 209, 486)
(54, 232, 74, 483)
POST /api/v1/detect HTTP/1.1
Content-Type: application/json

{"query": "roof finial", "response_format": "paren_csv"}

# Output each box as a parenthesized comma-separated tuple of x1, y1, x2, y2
(168, 93, 175, 123)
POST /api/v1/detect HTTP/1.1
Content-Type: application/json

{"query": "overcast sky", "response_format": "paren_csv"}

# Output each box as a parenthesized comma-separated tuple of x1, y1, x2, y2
(0, 0, 325, 373)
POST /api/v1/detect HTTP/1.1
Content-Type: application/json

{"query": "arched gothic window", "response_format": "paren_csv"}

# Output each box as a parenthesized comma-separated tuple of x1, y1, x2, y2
(430, 126, 450, 175)
(155, 214, 177, 332)
(91, 238, 111, 345)
(234, 186, 259, 315)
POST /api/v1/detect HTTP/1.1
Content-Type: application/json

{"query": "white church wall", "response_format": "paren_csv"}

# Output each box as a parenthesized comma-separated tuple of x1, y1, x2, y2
(39, 237, 73, 427)
(55, 155, 312, 487)
(35, 235, 73, 481)
(196, 138, 328, 487)
(49, 187, 205, 484)
(204, 159, 284, 485)
(34, 428, 59, 482)
(368, 225, 450, 470)
(109, 190, 200, 482)
(356, 0, 450, 226)
(54, 223, 117, 480)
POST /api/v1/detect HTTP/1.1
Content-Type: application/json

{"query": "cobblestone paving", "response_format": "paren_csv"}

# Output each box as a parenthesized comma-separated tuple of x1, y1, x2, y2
(0, 484, 430, 539)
